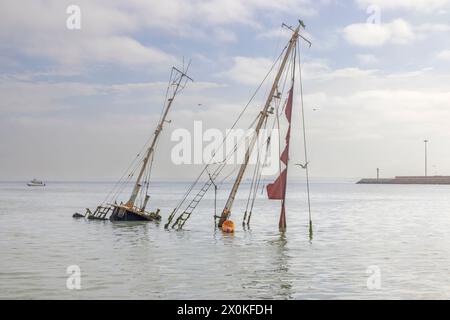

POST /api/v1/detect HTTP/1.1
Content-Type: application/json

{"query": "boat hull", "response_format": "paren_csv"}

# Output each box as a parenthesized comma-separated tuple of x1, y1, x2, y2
(109, 205, 161, 222)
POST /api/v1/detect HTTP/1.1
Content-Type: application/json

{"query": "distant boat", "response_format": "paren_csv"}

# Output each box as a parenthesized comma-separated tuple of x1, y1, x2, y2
(27, 179, 46, 187)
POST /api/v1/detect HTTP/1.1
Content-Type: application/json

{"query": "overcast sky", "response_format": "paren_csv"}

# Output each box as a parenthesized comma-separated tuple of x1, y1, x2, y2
(1, 0, 450, 181)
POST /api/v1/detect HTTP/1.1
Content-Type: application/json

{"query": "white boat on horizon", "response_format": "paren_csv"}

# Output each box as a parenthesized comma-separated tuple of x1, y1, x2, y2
(27, 179, 46, 187)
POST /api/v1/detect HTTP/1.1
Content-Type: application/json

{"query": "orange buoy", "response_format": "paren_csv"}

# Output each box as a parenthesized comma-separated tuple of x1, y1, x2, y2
(221, 220, 235, 233)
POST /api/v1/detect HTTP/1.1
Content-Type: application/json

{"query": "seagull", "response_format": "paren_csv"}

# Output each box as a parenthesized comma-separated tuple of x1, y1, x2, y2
(296, 162, 309, 169)
(299, 19, 306, 29)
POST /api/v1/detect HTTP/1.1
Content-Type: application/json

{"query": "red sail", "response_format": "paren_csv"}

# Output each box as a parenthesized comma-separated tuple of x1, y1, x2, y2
(267, 84, 294, 230)
(280, 128, 291, 165)
(280, 145, 289, 166)
(267, 169, 287, 200)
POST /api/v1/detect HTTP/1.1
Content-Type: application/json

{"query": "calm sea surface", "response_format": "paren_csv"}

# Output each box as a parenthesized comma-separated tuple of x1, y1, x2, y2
(1, 180, 450, 300)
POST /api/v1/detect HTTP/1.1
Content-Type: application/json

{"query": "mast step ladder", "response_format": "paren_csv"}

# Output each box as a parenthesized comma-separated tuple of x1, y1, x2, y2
(171, 172, 219, 229)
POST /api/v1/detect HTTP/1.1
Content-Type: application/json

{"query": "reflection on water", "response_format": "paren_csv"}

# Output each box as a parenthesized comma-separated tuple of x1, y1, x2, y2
(269, 233, 293, 300)
(1, 181, 450, 299)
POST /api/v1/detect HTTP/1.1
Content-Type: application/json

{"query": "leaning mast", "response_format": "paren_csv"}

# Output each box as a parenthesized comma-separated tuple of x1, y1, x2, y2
(73, 66, 193, 222)
(126, 67, 193, 209)
(217, 24, 301, 227)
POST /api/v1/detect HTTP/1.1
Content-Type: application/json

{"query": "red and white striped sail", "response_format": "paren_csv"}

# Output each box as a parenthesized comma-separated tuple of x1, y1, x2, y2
(267, 85, 294, 230)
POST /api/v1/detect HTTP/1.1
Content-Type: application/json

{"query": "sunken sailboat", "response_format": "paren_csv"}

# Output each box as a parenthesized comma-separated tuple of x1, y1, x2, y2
(73, 66, 193, 222)
(166, 21, 313, 233)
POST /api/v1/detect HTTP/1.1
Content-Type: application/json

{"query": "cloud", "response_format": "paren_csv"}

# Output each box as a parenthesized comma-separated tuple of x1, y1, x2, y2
(130, 0, 317, 31)
(343, 19, 415, 47)
(0, 0, 321, 69)
(221, 56, 275, 86)
(299, 66, 450, 177)
(212, 28, 238, 43)
(222, 56, 380, 86)
(257, 27, 293, 39)
(437, 50, 450, 60)
(415, 23, 450, 33)
(355, 0, 450, 13)
(0, 77, 227, 115)
(27, 36, 175, 67)
(343, 19, 450, 47)
(0, 81, 98, 114)
(356, 54, 380, 65)
(0, 1, 176, 68)
(301, 60, 379, 81)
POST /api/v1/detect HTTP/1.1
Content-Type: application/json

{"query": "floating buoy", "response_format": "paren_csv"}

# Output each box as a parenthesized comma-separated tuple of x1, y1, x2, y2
(221, 220, 235, 233)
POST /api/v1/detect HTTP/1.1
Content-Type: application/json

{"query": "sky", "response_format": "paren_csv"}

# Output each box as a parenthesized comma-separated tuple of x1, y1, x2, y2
(0, 0, 450, 181)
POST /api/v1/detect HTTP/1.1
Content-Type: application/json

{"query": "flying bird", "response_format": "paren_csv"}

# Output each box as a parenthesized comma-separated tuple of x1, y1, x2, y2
(296, 162, 309, 169)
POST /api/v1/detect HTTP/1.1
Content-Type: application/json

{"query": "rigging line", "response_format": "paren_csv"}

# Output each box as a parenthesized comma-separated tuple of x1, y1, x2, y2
(274, 44, 294, 180)
(146, 69, 193, 213)
(245, 112, 270, 209)
(248, 156, 264, 224)
(104, 155, 142, 205)
(147, 72, 192, 212)
(109, 154, 146, 203)
(144, 134, 159, 191)
(144, 153, 155, 198)
(210, 111, 261, 165)
(229, 45, 287, 133)
(175, 72, 191, 95)
(215, 112, 261, 185)
(279, 49, 293, 116)
(178, 116, 252, 215)
(218, 165, 239, 186)
(297, 42, 313, 230)
(170, 145, 228, 218)
(170, 48, 287, 214)
(248, 113, 280, 222)
(169, 49, 287, 220)
(100, 139, 152, 205)
(101, 70, 176, 206)
(169, 164, 211, 219)
(244, 119, 269, 224)
(157, 67, 175, 126)
(272, 25, 284, 64)
(202, 109, 262, 188)
(258, 26, 286, 120)
(249, 157, 264, 212)
(275, 94, 283, 188)
(215, 77, 281, 188)
(137, 163, 148, 208)
(206, 45, 288, 166)
(257, 57, 292, 199)
(245, 122, 264, 214)
(140, 153, 152, 200)
(144, 153, 155, 199)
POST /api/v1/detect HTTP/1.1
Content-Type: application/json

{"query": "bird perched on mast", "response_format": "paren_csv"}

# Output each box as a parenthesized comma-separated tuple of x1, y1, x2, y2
(299, 19, 306, 29)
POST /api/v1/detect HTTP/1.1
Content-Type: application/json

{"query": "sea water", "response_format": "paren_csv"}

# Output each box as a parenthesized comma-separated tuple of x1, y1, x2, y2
(1, 180, 450, 299)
